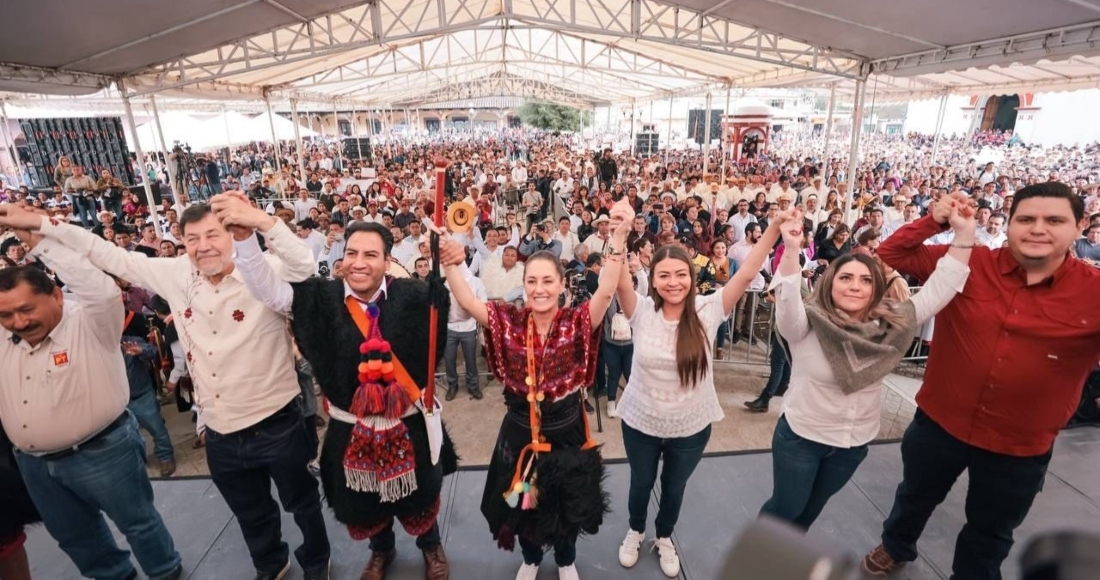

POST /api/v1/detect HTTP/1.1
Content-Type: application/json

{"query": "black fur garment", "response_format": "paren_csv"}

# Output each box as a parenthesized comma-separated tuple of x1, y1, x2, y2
(291, 276, 458, 527)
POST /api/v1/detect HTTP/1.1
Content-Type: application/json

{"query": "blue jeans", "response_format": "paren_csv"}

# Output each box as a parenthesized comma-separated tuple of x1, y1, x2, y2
(881, 409, 1050, 580)
(520, 535, 576, 567)
(205, 401, 330, 575)
(128, 389, 175, 463)
(601, 339, 633, 402)
(72, 195, 98, 228)
(16, 412, 181, 580)
(762, 334, 791, 398)
(444, 329, 479, 393)
(760, 415, 868, 529)
(622, 421, 711, 538)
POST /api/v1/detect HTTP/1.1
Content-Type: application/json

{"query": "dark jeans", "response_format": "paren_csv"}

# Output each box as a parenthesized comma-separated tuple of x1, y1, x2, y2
(369, 521, 441, 552)
(445, 329, 479, 393)
(16, 413, 181, 580)
(127, 389, 175, 463)
(72, 195, 98, 228)
(205, 401, 330, 575)
(761, 334, 791, 398)
(881, 409, 1051, 580)
(519, 535, 576, 567)
(602, 339, 633, 402)
(622, 421, 711, 538)
(760, 415, 868, 529)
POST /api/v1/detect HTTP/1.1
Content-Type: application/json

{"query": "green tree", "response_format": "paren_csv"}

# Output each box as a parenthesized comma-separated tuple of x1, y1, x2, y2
(517, 100, 592, 132)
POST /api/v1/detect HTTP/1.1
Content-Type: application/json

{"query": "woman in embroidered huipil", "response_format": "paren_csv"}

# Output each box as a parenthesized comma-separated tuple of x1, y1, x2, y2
(440, 199, 635, 580)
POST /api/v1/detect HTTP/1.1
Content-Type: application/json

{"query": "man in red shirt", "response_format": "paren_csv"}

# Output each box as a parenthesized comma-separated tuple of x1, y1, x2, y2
(862, 183, 1100, 579)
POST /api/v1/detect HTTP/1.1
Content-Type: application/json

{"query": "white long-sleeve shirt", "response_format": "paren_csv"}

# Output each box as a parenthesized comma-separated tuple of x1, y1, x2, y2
(772, 255, 970, 448)
(33, 216, 315, 434)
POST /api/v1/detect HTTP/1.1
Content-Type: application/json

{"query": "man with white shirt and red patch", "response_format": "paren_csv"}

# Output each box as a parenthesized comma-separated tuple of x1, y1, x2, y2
(0, 218, 182, 580)
(0, 202, 332, 580)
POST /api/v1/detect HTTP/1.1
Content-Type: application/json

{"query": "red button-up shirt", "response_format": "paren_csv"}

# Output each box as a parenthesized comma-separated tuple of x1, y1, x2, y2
(879, 216, 1100, 456)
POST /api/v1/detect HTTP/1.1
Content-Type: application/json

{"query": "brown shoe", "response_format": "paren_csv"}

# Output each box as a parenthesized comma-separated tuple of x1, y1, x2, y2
(860, 544, 901, 577)
(160, 459, 177, 477)
(360, 548, 396, 580)
(421, 545, 449, 580)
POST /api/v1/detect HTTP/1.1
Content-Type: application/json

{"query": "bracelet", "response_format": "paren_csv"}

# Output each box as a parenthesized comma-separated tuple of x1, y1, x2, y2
(951, 242, 978, 249)
(606, 245, 625, 256)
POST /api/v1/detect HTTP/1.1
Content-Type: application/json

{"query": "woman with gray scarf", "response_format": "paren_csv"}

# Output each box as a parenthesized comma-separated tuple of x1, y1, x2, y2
(759, 202, 977, 530)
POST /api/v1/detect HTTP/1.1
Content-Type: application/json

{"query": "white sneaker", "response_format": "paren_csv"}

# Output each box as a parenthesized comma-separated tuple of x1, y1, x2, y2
(557, 564, 580, 580)
(515, 562, 539, 580)
(618, 529, 645, 568)
(607, 400, 618, 418)
(652, 537, 680, 578)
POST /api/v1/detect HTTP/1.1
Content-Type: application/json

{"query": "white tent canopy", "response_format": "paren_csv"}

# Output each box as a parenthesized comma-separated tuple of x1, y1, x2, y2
(1, 0, 1099, 108)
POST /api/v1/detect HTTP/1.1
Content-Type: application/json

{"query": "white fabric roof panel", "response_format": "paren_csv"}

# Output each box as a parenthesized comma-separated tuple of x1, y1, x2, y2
(1, 0, 1100, 106)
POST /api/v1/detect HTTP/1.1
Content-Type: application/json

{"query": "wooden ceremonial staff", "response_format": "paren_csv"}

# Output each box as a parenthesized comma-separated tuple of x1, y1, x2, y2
(425, 157, 450, 413)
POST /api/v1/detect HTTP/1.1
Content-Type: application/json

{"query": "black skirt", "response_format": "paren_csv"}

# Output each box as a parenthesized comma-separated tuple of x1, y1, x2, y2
(481, 391, 609, 550)
(320, 411, 458, 528)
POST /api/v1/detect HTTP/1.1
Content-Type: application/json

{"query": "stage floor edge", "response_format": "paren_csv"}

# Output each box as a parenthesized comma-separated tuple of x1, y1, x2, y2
(25, 427, 1100, 580)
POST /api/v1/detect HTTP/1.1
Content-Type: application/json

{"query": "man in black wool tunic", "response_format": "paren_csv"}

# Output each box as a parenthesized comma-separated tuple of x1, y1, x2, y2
(212, 194, 459, 580)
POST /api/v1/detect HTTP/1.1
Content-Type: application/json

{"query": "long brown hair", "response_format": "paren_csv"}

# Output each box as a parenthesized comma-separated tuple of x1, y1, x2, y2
(650, 245, 709, 388)
(809, 253, 905, 328)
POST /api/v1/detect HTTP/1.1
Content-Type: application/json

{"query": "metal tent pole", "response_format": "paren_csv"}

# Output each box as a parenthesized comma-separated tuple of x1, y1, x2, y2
(702, 92, 713, 178)
(332, 100, 343, 170)
(264, 92, 282, 173)
(0, 102, 21, 172)
(629, 100, 636, 156)
(930, 92, 950, 165)
(721, 84, 731, 180)
(291, 97, 306, 181)
(822, 84, 837, 168)
(666, 96, 673, 164)
(844, 79, 867, 225)
(118, 79, 163, 237)
(221, 106, 232, 147)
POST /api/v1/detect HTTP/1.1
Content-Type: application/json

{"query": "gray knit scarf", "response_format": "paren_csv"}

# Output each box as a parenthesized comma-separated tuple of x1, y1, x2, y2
(803, 300, 917, 394)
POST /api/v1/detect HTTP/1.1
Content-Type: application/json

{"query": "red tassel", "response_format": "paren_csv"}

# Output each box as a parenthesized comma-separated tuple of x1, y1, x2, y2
(350, 383, 386, 416)
(382, 381, 413, 420)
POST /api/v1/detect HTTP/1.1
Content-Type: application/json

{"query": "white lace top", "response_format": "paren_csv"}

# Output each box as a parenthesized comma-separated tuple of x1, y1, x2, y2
(616, 292, 729, 438)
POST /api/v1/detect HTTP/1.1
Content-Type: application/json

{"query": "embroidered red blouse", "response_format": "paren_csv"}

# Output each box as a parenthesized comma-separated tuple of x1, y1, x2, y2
(483, 302, 600, 402)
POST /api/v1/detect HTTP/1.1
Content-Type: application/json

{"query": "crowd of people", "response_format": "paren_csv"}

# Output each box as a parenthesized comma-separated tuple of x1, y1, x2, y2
(0, 125, 1098, 580)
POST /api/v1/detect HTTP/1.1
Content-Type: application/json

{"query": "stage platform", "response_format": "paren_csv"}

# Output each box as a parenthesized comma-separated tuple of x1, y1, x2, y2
(25, 427, 1100, 580)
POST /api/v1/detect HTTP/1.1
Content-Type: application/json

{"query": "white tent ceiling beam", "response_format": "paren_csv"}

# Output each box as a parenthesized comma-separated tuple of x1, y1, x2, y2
(387, 72, 602, 108)
(870, 20, 1100, 77)
(0, 63, 110, 94)
(123, 0, 863, 98)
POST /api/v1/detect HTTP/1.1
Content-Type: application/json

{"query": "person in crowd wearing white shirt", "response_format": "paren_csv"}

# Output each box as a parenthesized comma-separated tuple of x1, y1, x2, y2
(444, 274, 487, 401)
(390, 225, 420, 268)
(0, 201, 331, 580)
(214, 207, 458, 580)
(768, 175, 794, 203)
(884, 194, 908, 224)
(296, 219, 328, 263)
(292, 188, 319, 222)
(481, 246, 525, 301)
(729, 223, 766, 345)
(802, 176, 828, 202)
(611, 210, 795, 578)
(758, 204, 974, 530)
(801, 194, 828, 234)
(726, 199, 757, 246)
(976, 213, 1007, 249)
(0, 226, 183, 580)
(552, 216, 580, 266)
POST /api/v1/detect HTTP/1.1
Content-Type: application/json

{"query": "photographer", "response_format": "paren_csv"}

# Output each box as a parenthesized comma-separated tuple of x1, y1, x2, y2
(96, 169, 125, 220)
(519, 220, 562, 260)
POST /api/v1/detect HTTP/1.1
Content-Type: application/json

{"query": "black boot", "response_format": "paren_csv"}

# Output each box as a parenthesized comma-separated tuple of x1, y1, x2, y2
(744, 395, 771, 413)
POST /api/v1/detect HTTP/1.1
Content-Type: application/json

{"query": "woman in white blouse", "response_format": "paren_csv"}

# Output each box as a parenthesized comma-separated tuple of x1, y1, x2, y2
(612, 211, 797, 577)
(759, 203, 976, 529)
